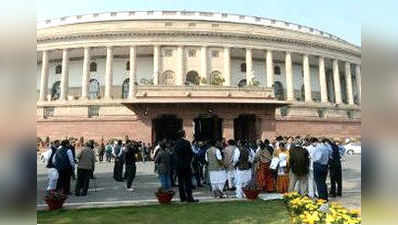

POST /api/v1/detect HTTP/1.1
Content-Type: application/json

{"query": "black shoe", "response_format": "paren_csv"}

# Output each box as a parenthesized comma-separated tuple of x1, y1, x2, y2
(337, 193, 342, 197)
(197, 184, 204, 188)
(187, 199, 199, 203)
(81, 193, 87, 196)
(75, 193, 81, 196)
(180, 199, 186, 203)
(329, 193, 337, 198)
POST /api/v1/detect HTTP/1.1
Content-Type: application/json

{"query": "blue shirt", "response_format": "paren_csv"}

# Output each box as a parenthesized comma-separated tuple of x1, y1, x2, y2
(311, 143, 330, 165)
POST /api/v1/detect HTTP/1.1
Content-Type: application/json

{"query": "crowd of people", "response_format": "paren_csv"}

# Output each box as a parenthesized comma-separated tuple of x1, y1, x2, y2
(42, 131, 349, 203)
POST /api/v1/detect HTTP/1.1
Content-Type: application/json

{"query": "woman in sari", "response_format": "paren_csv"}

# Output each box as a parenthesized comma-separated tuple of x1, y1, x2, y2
(274, 142, 290, 193)
(255, 140, 274, 192)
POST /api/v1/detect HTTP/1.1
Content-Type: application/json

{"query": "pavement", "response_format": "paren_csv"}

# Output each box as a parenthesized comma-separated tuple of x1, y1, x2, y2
(37, 155, 361, 210)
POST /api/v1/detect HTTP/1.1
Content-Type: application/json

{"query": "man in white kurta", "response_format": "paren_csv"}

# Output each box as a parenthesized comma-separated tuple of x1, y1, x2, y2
(43, 145, 59, 191)
(305, 142, 318, 198)
(233, 146, 255, 199)
(205, 145, 227, 198)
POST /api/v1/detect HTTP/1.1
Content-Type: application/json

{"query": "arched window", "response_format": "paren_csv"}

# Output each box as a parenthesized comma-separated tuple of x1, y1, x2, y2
(160, 70, 176, 86)
(240, 63, 247, 72)
(210, 71, 224, 86)
(51, 81, 61, 100)
(274, 66, 281, 75)
(88, 79, 100, 100)
(122, 78, 130, 99)
(185, 71, 200, 86)
(89, 62, 97, 72)
(126, 61, 130, 71)
(55, 65, 62, 74)
(274, 81, 284, 100)
(238, 79, 247, 88)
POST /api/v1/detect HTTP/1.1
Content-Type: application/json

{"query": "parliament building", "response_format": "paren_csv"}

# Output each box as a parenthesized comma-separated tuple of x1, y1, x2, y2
(36, 10, 361, 143)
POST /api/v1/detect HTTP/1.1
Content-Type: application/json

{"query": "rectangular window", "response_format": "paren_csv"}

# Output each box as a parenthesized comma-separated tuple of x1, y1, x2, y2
(188, 49, 197, 57)
(43, 107, 55, 119)
(211, 50, 219, 58)
(88, 106, 100, 118)
(163, 49, 173, 57)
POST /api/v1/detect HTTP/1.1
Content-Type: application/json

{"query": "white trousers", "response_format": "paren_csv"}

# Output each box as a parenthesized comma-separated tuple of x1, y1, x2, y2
(235, 169, 252, 199)
(308, 169, 318, 198)
(47, 168, 59, 191)
(226, 169, 236, 188)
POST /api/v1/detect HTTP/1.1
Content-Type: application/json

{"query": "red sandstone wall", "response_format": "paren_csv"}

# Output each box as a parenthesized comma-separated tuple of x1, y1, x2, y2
(274, 119, 361, 138)
(37, 119, 153, 143)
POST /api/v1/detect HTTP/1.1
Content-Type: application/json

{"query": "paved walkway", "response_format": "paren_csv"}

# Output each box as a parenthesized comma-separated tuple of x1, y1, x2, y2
(37, 155, 361, 210)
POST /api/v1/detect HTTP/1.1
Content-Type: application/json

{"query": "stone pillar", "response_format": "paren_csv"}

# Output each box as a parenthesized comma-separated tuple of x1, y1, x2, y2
(319, 56, 328, 103)
(200, 46, 208, 83)
(266, 50, 274, 88)
(224, 47, 231, 86)
(303, 54, 312, 103)
(246, 48, 253, 84)
(128, 46, 137, 99)
(153, 45, 160, 85)
(285, 52, 294, 101)
(81, 47, 90, 100)
(183, 117, 194, 142)
(176, 45, 184, 86)
(355, 64, 361, 103)
(39, 50, 49, 102)
(59, 48, 69, 101)
(223, 118, 234, 140)
(345, 62, 354, 105)
(333, 59, 342, 104)
(104, 46, 113, 99)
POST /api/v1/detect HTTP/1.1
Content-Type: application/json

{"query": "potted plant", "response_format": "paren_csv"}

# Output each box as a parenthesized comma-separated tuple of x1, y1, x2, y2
(44, 191, 67, 211)
(155, 187, 175, 204)
(242, 179, 262, 200)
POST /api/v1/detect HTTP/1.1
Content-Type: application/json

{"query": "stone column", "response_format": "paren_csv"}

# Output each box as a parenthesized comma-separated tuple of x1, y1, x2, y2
(285, 52, 294, 101)
(319, 56, 328, 103)
(224, 47, 231, 86)
(266, 50, 274, 88)
(303, 54, 312, 102)
(104, 46, 113, 99)
(176, 46, 185, 86)
(153, 45, 160, 85)
(355, 64, 361, 103)
(200, 46, 208, 83)
(222, 118, 234, 140)
(59, 48, 69, 101)
(39, 50, 49, 102)
(246, 48, 253, 84)
(128, 46, 137, 99)
(333, 59, 342, 104)
(345, 62, 354, 105)
(81, 47, 90, 100)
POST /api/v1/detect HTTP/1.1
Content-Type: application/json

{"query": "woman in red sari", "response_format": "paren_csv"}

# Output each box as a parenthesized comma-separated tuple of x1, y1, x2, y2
(254, 140, 274, 192)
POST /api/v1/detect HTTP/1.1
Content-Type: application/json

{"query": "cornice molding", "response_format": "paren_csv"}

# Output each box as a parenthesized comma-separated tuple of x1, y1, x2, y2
(38, 30, 360, 57)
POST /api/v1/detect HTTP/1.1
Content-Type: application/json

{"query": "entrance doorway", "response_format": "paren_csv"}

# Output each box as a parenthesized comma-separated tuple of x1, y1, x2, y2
(194, 115, 222, 141)
(234, 114, 257, 142)
(152, 114, 182, 143)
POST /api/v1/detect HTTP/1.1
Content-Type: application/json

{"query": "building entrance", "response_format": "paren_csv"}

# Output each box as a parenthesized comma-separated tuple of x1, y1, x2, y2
(194, 115, 222, 141)
(234, 114, 257, 142)
(152, 114, 182, 143)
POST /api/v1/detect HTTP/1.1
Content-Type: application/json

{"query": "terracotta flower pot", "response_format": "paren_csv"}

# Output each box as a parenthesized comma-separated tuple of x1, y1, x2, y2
(155, 191, 175, 204)
(45, 199, 66, 210)
(243, 189, 261, 200)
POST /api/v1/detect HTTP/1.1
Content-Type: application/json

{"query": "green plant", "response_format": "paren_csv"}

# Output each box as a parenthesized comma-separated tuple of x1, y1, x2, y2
(210, 74, 225, 86)
(200, 77, 208, 84)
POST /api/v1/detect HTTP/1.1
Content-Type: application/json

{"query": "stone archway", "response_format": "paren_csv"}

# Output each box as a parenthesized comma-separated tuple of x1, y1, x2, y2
(185, 70, 200, 85)
(159, 70, 176, 86)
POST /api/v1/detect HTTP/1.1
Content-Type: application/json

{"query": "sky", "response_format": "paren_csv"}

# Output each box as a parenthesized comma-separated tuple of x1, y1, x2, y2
(36, 0, 393, 47)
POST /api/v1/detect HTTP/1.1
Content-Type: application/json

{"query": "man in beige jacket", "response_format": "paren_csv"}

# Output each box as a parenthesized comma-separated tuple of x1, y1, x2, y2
(75, 141, 96, 196)
(223, 139, 238, 190)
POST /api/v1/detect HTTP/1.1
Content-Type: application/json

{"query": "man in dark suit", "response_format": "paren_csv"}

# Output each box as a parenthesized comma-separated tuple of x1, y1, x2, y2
(174, 130, 199, 203)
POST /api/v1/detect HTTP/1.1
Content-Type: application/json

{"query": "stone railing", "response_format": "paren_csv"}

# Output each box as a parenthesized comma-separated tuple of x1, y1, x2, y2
(37, 10, 353, 46)
(134, 85, 276, 103)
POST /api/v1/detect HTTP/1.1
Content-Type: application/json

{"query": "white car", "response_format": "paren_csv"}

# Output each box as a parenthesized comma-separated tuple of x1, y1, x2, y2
(344, 143, 361, 155)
